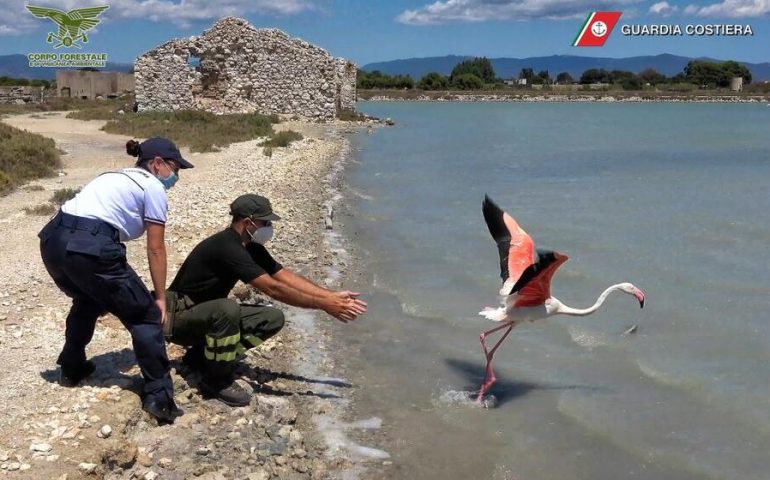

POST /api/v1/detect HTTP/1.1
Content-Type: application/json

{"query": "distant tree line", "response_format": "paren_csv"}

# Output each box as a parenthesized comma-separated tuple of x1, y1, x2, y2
(357, 58, 755, 91)
(0, 76, 52, 88)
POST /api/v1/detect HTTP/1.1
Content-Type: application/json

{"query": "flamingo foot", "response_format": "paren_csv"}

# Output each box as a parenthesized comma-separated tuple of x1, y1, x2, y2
(475, 393, 498, 409)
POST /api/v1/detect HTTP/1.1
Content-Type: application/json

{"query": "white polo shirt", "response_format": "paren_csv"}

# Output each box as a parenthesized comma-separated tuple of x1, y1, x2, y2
(61, 167, 168, 241)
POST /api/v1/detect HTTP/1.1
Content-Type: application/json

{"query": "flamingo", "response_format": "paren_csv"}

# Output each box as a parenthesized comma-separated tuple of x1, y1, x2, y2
(476, 195, 645, 403)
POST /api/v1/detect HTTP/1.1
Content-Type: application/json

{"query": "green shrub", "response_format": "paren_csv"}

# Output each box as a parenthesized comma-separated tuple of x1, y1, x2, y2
(259, 130, 303, 148)
(0, 123, 61, 196)
(102, 110, 275, 152)
(0, 171, 12, 196)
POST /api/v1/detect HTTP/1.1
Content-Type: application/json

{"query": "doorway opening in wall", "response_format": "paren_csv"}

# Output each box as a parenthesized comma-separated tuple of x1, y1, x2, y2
(188, 54, 201, 70)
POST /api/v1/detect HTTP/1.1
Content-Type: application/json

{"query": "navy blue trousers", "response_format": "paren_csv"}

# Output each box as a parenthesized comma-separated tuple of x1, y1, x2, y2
(39, 212, 172, 402)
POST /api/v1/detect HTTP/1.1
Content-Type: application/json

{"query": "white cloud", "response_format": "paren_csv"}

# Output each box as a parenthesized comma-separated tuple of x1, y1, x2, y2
(686, 0, 770, 17)
(648, 1, 678, 15)
(0, 0, 319, 35)
(396, 0, 640, 25)
(683, 4, 700, 14)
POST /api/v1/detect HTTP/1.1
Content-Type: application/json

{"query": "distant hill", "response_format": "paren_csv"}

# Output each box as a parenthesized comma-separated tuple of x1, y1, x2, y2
(0, 54, 133, 80)
(363, 53, 770, 81)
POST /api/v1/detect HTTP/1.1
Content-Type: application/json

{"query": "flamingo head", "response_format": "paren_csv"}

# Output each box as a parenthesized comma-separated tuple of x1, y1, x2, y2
(618, 283, 645, 308)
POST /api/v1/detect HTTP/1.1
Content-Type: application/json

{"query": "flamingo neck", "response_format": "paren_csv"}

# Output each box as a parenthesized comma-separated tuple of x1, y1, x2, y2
(554, 284, 626, 316)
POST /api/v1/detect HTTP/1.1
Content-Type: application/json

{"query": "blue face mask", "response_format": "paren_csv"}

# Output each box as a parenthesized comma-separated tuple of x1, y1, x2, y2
(156, 160, 178, 190)
(156, 171, 177, 190)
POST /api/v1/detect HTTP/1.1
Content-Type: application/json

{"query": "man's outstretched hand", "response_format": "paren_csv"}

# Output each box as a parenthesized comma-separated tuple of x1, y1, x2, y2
(324, 290, 368, 323)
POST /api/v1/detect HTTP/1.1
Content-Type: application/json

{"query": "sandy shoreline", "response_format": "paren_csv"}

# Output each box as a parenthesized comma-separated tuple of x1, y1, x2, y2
(0, 112, 384, 479)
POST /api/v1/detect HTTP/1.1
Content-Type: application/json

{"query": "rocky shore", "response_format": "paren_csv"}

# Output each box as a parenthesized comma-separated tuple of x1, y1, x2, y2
(0, 113, 383, 479)
(362, 92, 770, 103)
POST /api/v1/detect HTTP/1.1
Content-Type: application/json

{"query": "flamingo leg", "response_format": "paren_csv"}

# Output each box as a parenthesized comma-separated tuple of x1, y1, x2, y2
(476, 322, 515, 403)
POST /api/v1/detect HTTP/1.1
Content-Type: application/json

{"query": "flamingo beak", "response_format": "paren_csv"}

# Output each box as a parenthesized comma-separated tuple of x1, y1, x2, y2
(635, 290, 645, 309)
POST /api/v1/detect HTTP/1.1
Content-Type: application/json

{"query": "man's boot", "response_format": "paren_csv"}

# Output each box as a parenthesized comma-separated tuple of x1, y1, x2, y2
(199, 360, 250, 407)
(199, 379, 251, 407)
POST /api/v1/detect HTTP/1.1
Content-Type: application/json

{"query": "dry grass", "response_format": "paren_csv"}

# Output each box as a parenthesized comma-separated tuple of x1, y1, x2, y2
(50, 187, 80, 205)
(23, 203, 58, 216)
(102, 110, 276, 152)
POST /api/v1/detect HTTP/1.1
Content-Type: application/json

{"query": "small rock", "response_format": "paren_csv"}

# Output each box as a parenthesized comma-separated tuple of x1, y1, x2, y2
(137, 452, 152, 467)
(78, 462, 98, 474)
(196, 446, 211, 456)
(246, 470, 269, 480)
(20, 463, 31, 471)
(97, 425, 112, 438)
(144, 471, 158, 480)
(158, 457, 173, 469)
(7, 462, 20, 471)
(30, 442, 52, 452)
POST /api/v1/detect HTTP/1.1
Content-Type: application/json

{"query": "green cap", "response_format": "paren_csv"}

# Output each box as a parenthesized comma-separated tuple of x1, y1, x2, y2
(230, 194, 281, 221)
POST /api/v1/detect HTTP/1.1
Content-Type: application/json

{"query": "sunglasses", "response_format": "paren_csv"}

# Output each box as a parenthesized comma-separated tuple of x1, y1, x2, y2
(162, 158, 181, 174)
(249, 219, 272, 228)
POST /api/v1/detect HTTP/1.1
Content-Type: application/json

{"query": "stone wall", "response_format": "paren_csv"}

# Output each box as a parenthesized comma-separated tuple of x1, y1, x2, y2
(134, 17, 357, 120)
(0, 86, 41, 104)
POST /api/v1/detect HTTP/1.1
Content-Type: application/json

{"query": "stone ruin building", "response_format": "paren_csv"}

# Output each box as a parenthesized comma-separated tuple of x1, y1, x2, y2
(134, 17, 357, 120)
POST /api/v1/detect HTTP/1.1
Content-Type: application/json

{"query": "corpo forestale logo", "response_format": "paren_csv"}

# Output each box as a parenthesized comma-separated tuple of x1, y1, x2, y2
(25, 4, 110, 67)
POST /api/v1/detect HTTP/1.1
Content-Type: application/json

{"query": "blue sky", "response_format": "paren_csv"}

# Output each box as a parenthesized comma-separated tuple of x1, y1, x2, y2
(1, 0, 768, 66)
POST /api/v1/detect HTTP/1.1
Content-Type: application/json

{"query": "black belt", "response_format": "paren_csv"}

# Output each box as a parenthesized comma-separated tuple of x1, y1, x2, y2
(56, 211, 120, 241)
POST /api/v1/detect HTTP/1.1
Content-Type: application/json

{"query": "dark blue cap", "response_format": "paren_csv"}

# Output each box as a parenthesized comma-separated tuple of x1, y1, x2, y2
(137, 137, 194, 169)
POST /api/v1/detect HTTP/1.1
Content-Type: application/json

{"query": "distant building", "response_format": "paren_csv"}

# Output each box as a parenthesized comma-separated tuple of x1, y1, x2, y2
(730, 77, 743, 92)
(56, 70, 135, 99)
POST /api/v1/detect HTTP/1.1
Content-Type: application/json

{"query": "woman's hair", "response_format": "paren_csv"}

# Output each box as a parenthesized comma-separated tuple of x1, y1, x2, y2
(126, 139, 141, 157)
(126, 139, 151, 169)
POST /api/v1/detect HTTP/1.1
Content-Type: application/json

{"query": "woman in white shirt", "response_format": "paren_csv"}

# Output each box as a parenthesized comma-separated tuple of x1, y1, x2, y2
(38, 137, 193, 423)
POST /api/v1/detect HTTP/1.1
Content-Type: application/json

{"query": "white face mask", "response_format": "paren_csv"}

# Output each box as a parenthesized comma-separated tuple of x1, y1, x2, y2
(249, 222, 274, 245)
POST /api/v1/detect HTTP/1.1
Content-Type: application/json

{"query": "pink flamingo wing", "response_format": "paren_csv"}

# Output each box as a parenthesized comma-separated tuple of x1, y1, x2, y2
(513, 251, 569, 307)
(502, 211, 535, 285)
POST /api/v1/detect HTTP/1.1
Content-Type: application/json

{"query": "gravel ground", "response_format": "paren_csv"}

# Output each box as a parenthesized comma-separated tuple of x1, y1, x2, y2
(0, 113, 384, 479)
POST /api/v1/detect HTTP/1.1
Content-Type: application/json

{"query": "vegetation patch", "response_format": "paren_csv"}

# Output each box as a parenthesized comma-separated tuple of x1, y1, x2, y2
(358, 58, 760, 94)
(65, 98, 133, 121)
(337, 109, 368, 122)
(50, 187, 80, 205)
(102, 110, 276, 152)
(259, 130, 303, 148)
(23, 203, 58, 216)
(0, 123, 61, 196)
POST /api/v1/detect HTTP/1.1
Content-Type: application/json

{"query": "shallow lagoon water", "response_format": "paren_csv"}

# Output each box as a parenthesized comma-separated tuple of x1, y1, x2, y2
(339, 102, 770, 480)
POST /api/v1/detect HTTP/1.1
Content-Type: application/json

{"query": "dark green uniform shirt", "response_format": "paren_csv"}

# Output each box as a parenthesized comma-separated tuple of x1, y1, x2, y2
(169, 228, 282, 303)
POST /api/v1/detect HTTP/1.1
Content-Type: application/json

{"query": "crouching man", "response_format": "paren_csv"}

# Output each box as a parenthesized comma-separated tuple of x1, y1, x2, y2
(165, 194, 367, 406)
